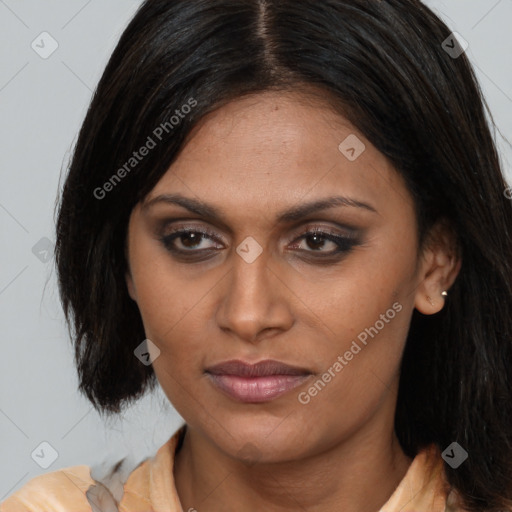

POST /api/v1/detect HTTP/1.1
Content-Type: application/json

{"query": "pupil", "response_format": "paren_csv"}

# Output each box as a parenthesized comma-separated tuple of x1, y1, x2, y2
(182, 232, 200, 248)
(307, 234, 325, 250)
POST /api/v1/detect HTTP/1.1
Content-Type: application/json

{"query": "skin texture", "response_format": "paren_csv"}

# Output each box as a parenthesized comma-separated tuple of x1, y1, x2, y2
(125, 90, 461, 512)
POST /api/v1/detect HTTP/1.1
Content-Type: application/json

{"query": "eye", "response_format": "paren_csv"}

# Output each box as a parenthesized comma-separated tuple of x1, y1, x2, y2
(160, 227, 223, 254)
(288, 227, 359, 257)
(158, 223, 361, 262)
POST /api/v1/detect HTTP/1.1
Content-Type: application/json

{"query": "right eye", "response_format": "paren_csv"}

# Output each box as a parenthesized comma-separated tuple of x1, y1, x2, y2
(160, 226, 224, 256)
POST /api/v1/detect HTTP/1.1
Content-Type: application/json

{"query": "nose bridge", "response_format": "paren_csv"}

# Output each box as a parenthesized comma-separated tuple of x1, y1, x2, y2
(230, 241, 273, 308)
(216, 240, 291, 341)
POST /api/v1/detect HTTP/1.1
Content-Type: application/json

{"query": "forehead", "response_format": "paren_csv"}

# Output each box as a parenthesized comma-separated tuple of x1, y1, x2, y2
(143, 90, 412, 222)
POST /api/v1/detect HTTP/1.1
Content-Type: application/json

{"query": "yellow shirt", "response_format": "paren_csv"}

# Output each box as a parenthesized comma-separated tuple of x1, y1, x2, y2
(1, 423, 465, 511)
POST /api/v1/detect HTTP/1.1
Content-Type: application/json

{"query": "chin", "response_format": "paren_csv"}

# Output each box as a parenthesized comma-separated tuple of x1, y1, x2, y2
(207, 415, 312, 464)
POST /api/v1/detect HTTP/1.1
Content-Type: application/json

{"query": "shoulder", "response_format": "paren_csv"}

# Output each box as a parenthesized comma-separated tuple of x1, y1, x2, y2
(0, 459, 155, 512)
(0, 425, 186, 512)
(0, 465, 95, 511)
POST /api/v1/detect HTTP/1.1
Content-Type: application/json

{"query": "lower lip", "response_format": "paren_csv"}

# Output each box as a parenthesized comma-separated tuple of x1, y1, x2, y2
(206, 373, 311, 403)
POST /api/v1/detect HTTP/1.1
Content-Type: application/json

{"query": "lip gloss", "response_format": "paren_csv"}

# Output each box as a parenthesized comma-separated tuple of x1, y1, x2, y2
(206, 373, 311, 403)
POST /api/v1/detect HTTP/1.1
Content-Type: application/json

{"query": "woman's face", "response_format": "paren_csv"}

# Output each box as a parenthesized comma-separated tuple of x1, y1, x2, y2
(125, 90, 431, 463)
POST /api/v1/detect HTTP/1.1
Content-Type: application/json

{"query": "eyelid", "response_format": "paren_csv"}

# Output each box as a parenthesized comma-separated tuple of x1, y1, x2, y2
(158, 218, 360, 238)
(291, 222, 359, 238)
(162, 224, 225, 247)
(287, 225, 361, 253)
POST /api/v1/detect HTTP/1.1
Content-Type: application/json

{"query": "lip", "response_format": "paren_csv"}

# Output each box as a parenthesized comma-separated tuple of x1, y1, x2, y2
(206, 359, 311, 377)
(205, 359, 312, 403)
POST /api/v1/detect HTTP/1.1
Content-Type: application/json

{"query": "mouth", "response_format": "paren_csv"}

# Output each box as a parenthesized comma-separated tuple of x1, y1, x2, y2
(204, 359, 313, 403)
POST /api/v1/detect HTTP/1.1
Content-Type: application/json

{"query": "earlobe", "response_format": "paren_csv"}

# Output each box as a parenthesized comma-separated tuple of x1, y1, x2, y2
(414, 255, 454, 315)
(415, 287, 447, 315)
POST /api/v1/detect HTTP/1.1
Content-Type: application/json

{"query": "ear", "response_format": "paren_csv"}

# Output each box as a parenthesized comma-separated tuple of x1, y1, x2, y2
(125, 270, 137, 302)
(124, 237, 137, 302)
(414, 219, 461, 315)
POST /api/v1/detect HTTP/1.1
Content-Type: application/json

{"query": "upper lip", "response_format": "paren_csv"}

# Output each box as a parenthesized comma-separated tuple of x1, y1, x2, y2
(205, 359, 311, 377)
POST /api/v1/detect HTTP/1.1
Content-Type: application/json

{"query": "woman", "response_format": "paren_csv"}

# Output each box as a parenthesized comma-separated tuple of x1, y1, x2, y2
(2, 0, 512, 511)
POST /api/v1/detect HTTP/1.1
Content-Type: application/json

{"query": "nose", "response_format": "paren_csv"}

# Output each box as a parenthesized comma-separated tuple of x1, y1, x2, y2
(215, 245, 294, 344)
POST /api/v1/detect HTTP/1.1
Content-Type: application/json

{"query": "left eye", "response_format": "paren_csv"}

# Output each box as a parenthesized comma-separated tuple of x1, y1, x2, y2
(289, 230, 357, 255)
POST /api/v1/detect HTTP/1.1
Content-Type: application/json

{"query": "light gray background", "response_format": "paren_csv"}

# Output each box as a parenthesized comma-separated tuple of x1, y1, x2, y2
(1, 0, 511, 500)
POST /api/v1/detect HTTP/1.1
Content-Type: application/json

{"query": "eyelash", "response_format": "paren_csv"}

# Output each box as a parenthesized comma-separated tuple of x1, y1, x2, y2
(159, 225, 360, 261)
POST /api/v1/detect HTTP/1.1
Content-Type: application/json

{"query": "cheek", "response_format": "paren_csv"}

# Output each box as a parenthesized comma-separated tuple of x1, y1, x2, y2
(128, 242, 222, 379)
(294, 234, 415, 409)
(139, 273, 211, 413)
(312, 233, 415, 342)
(128, 234, 203, 339)
(294, 301, 409, 440)
(135, 277, 210, 371)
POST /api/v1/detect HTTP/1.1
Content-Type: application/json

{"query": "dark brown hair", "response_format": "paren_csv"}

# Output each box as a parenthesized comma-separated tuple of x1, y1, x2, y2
(54, 1, 512, 510)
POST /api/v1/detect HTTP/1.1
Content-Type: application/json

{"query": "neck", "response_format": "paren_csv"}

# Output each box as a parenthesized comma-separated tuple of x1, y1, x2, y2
(174, 401, 412, 512)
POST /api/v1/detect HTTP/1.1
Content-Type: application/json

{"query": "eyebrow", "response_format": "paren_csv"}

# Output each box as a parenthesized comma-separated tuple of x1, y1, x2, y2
(141, 193, 378, 224)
